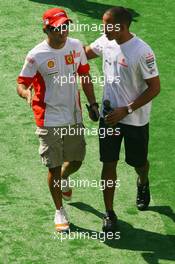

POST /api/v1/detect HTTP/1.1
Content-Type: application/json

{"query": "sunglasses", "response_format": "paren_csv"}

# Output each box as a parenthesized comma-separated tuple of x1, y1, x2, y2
(49, 23, 69, 32)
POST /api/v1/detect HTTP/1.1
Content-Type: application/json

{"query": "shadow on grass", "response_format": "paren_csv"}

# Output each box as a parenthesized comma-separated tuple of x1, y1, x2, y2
(29, 0, 140, 21)
(148, 205, 175, 223)
(69, 202, 175, 264)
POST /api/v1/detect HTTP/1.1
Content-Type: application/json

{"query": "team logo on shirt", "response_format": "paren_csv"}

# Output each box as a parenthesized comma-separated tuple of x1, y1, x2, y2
(146, 53, 155, 69)
(47, 59, 56, 69)
(65, 54, 74, 65)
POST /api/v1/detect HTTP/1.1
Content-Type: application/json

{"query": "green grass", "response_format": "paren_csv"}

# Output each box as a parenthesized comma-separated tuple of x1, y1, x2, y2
(0, 0, 175, 263)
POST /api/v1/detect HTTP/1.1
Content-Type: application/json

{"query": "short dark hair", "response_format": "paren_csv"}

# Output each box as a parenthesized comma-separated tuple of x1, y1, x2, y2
(106, 6, 132, 28)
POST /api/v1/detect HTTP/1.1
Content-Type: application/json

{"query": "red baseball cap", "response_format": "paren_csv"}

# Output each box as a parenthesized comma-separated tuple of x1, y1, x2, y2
(43, 8, 72, 28)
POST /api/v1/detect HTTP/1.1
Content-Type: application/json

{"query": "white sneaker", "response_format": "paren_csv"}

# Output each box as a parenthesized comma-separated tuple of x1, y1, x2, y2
(54, 207, 69, 232)
(61, 179, 72, 201)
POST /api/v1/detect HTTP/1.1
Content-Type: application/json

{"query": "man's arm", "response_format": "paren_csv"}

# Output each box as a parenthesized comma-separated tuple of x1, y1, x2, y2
(17, 51, 37, 106)
(106, 76, 160, 126)
(131, 76, 160, 111)
(84, 35, 103, 60)
(80, 73, 99, 121)
(84, 46, 99, 60)
(80, 73, 96, 104)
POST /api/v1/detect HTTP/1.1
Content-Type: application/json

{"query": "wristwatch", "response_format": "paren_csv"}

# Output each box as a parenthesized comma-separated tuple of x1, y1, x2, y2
(127, 103, 133, 114)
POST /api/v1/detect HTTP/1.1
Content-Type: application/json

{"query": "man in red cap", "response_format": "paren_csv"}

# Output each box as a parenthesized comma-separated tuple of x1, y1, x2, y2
(17, 8, 99, 232)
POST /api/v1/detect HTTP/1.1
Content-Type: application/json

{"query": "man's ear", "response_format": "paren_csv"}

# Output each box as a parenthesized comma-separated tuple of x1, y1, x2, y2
(119, 24, 125, 32)
(120, 24, 128, 32)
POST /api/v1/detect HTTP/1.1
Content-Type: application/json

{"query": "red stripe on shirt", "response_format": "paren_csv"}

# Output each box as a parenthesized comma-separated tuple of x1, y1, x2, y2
(17, 73, 46, 127)
(17, 76, 33, 87)
(32, 72, 46, 127)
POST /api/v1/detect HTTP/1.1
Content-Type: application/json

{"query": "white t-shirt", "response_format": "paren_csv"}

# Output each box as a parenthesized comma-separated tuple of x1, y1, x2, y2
(90, 34, 159, 126)
(18, 38, 90, 127)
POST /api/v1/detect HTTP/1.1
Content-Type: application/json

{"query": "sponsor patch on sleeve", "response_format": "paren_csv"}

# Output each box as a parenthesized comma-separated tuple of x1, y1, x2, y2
(27, 57, 35, 64)
(145, 53, 155, 68)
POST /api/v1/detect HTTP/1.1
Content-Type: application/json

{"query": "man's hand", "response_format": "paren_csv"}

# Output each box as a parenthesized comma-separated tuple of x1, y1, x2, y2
(17, 84, 33, 107)
(86, 103, 100, 122)
(105, 107, 128, 126)
(25, 88, 33, 107)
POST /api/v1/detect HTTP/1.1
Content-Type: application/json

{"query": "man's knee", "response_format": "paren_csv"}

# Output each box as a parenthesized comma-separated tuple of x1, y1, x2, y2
(48, 166, 61, 182)
(49, 166, 61, 173)
(102, 161, 118, 176)
(103, 161, 118, 169)
(69, 160, 82, 170)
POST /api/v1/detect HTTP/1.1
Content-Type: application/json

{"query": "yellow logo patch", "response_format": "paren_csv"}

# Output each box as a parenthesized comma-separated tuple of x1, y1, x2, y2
(47, 60, 55, 69)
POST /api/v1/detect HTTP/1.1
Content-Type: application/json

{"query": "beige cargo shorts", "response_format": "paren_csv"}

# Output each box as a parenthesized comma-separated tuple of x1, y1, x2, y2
(35, 123, 86, 168)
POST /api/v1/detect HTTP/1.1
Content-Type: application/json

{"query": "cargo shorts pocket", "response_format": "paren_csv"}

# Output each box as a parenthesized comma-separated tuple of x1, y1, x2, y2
(38, 143, 51, 167)
(36, 127, 51, 167)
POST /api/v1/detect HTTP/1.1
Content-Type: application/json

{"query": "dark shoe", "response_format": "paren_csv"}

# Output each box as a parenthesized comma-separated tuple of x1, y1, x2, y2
(102, 210, 118, 233)
(136, 179, 150, 210)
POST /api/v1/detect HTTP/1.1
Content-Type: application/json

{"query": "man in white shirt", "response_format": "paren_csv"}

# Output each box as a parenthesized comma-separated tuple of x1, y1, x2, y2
(85, 6, 160, 232)
(17, 8, 99, 232)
